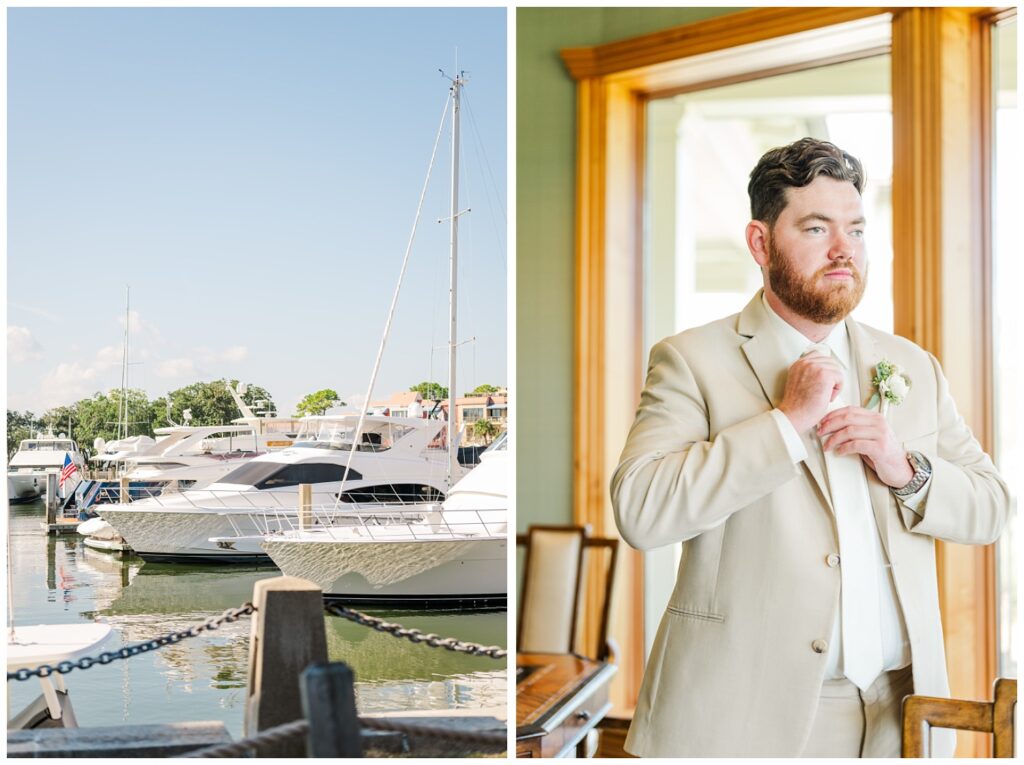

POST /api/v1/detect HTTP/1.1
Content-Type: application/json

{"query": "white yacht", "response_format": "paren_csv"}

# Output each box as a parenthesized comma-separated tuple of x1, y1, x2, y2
(258, 433, 507, 608)
(7, 434, 86, 504)
(97, 415, 470, 563)
(78, 419, 301, 552)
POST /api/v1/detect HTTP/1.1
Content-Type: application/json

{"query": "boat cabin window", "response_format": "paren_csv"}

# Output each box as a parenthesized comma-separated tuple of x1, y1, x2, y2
(338, 483, 445, 504)
(19, 440, 74, 452)
(294, 422, 416, 452)
(218, 461, 363, 489)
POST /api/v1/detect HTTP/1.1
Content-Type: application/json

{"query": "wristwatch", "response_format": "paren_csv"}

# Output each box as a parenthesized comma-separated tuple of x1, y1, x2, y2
(894, 450, 932, 497)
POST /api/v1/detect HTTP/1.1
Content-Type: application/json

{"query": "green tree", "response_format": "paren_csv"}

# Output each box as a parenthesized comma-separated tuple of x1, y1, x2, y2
(6, 410, 43, 457)
(465, 383, 502, 396)
(295, 389, 344, 417)
(471, 418, 502, 445)
(410, 381, 448, 401)
(159, 379, 275, 427)
(52, 389, 153, 455)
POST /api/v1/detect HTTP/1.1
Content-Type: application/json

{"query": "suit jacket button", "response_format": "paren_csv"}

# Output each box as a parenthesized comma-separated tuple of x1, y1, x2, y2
(826, 553, 841, 568)
(812, 639, 828, 654)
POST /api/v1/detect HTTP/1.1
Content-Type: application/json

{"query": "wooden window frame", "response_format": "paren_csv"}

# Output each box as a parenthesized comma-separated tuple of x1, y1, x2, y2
(561, 7, 1008, 756)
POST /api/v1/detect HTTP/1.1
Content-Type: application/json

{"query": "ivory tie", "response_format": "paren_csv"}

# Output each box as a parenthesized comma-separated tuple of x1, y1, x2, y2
(806, 342, 884, 691)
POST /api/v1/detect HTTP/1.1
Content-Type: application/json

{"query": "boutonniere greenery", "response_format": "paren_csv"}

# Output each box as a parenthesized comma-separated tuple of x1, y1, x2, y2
(866, 359, 910, 416)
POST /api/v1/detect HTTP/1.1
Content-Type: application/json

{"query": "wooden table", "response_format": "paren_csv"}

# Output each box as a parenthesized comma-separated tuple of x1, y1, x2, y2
(515, 652, 617, 758)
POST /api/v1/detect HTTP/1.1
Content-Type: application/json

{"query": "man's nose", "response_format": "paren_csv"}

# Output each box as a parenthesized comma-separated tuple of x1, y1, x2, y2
(828, 231, 857, 259)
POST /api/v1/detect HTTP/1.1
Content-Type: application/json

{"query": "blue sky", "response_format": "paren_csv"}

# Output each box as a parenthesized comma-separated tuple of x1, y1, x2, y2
(7, 7, 507, 419)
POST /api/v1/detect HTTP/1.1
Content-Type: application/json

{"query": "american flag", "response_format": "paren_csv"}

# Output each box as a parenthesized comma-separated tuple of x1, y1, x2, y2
(59, 453, 78, 488)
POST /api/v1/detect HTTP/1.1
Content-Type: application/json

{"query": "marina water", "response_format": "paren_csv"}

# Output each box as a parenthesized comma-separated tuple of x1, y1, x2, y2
(8, 501, 507, 736)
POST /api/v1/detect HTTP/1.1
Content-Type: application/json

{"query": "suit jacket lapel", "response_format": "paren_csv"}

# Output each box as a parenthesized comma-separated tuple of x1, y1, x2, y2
(738, 293, 833, 515)
(846, 317, 893, 554)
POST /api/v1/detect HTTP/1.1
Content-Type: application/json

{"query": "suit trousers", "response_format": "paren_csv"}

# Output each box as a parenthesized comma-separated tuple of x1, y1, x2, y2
(801, 665, 914, 758)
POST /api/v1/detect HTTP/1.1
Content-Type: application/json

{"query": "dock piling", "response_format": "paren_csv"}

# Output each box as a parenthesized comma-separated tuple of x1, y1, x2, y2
(44, 474, 58, 525)
(301, 662, 363, 757)
(298, 483, 312, 530)
(244, 576, 327, 757)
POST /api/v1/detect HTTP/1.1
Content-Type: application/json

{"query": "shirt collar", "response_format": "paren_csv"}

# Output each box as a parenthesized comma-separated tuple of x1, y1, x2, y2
(761, 292, 850, 368)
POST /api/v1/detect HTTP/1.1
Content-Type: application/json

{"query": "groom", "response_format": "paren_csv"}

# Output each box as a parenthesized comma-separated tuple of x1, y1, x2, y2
(611, 138, 1009, 757)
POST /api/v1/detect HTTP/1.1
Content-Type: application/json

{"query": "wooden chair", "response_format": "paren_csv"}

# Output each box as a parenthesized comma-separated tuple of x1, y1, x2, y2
(516, 526, 619, 661)
(902, 678, 1016, 757)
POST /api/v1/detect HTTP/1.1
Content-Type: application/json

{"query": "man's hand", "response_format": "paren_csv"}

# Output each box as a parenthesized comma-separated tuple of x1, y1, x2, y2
(818, 406, 914, 488)
(777, 351, 844, 433)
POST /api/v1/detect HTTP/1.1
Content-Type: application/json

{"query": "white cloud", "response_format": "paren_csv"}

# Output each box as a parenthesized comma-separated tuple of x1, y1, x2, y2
(156, 358, 197, 378)
(95, 345, 125, 367)
(7, 326, 43, 362)
(196, 345, 249, 364)
(38, 362, 102, 409)
(222, 345, 248, 363)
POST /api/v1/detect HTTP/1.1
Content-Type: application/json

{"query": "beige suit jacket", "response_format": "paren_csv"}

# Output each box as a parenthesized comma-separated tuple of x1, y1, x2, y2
(611, 293, 1009, 758)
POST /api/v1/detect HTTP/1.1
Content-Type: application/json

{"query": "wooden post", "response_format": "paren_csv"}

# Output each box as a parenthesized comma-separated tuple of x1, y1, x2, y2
(119, 476, 130, 504)
(245, 576, 327, 757)
(45, 474, 59, 526)
(300, 663, 362, 757)
(298, 483, 313, 531)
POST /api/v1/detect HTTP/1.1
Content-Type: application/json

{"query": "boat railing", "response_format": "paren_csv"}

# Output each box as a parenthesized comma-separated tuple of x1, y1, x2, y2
(215, 504, 507, 544)
(96, 486, 444, 513)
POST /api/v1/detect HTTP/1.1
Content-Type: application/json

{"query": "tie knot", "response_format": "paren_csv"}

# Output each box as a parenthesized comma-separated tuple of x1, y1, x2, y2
(804, 342, 832, 358)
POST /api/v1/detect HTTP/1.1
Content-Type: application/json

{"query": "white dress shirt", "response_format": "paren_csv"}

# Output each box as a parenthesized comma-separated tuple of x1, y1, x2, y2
(761, 296, 913, 683)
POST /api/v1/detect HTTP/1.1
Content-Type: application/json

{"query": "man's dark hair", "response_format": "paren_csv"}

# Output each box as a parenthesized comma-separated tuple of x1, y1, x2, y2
(748, 138, 864, 226)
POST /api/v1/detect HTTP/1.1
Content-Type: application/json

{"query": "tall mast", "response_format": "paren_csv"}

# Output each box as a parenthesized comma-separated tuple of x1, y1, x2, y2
(120, 285, 130, 439)
(446, 70, 465, 485)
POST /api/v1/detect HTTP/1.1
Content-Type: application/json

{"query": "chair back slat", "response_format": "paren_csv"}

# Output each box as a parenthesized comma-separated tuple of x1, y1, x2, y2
(902, 678, 1017, 757)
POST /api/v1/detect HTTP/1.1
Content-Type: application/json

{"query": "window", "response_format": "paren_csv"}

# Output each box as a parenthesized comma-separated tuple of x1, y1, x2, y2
(643, 52, 894, 653)
(338, 483, 444, 504)
(463, 407, 485, 423)
(218, 460, 363, 488)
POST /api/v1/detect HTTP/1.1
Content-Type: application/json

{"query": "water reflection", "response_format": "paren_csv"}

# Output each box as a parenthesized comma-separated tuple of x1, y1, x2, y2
(7, 502, 507, 734)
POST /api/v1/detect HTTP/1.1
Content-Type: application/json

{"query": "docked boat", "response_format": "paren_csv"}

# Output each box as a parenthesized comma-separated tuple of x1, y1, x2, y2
(77, 387, 303, 551)
(7, 433, 86, 504)
(97, 415, 470, 563)
(258, 432, 507, 608)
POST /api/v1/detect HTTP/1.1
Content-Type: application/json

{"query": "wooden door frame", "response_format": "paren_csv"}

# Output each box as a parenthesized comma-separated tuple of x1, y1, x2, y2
(561, 7, 1008, 755)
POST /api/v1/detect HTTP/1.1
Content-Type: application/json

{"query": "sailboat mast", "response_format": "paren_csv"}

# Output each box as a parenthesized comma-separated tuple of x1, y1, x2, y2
(446, 71, 464, 485)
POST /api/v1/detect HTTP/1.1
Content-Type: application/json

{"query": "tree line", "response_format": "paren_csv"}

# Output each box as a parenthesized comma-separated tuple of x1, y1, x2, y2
(6, 379, 274, 458)
(7, 380, 506, 457)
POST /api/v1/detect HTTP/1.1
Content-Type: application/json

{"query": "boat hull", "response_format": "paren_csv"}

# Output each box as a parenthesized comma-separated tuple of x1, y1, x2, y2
(7, 474, 44, 503)
(261, 535, 507, 607)
(98, 506, 291, 563)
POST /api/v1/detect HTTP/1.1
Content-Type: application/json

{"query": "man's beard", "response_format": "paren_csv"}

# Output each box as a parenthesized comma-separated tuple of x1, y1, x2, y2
(766, 236, 866, 324)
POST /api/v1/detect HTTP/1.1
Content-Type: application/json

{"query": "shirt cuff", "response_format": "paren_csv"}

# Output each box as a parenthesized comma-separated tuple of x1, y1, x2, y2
(770, 408, 808, 464)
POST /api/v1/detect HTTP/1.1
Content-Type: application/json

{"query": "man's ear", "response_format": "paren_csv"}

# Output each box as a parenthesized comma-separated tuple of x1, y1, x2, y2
(746, 220, 770, 268)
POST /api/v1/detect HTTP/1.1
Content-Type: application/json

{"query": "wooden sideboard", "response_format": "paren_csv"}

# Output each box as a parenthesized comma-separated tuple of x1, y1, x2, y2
(516, 652, 617, 758)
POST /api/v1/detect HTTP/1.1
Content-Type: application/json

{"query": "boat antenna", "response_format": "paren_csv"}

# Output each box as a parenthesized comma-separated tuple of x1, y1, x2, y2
(329, 84, 454, 518)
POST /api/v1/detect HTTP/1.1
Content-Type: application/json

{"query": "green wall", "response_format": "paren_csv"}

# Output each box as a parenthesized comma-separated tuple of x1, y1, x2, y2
(516, 7, 740, 532)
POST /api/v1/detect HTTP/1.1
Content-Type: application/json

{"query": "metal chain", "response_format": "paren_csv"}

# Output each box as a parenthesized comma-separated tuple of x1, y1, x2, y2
(324, 603, 507, 659)
(7, 603, 255, 682)
(182, 716, 506, 758)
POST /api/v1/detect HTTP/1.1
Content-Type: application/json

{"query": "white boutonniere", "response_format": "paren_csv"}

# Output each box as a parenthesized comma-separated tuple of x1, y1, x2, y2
(866, 359, 910, 416)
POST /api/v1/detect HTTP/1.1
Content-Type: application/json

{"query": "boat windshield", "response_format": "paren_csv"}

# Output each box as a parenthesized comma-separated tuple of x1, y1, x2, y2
(19, 440, 75, 452)
(293, 422, 415, 452)
(216, 461, 364, 489)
